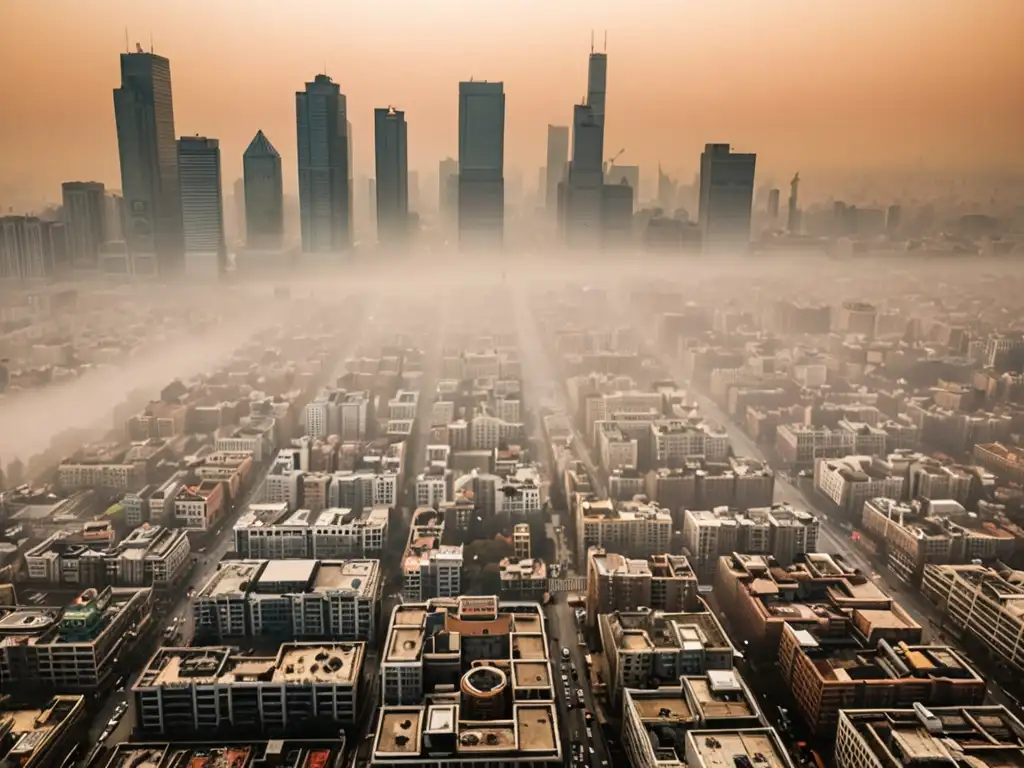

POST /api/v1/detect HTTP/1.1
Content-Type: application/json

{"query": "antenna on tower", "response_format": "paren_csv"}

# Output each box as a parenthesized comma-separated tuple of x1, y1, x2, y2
(124, 28, 129, 53)
(590, 30, 594, 54)
(604, 30, 607, 52)
(149, 31, 154, 53)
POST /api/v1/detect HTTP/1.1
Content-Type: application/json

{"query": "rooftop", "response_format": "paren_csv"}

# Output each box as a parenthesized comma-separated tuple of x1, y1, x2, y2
(196, 559, 380, 600)
(0, 695, 85, 766)
(103, 739, 344, 768)
(604, 607, 732, 654)
(686, 729, 793, 768)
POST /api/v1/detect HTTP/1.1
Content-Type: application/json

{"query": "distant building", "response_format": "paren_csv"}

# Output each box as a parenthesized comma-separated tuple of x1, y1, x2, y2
(767, 187, 780, 219)
(544, 124, 569, 215)
(0, 216, 68, 279)
(296, 74, 352, 253)
(242, 130, 284, 249)
(178, 136, 226, 276)
(374, 107, 409, 244)
(698, 143, 756, 253)
(438, 157, 458, 229)
(61, 181, 107, 267)
(113, 50, 183, 275)
(457, 81, 505, 250)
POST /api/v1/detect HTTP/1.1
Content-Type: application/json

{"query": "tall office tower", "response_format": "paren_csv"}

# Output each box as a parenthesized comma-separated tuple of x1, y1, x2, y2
(61, 181, 107, 267)
(767, 188, 780, 220)
(698, 143, 756, 253)
(296, 74, 352, 253)
(587, 52, 607, 125)
(243, 130, 284, 249)
(0, 216, 67, 280)
(545, 125, 569, 214)
(374, 107, 409, 244)
(104, 193, 125, 242)
(563, 51, 609, 247)
(786, 173, 801, 233)
(113, 49, 183, 275)
(177, 136, 226, 275)
(438, 157, 458, 229)
(457, 81, 505, 250)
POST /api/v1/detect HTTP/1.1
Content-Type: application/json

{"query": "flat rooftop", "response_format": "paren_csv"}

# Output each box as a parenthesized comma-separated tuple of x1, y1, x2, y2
(197, 559, 380, 599)
(103, 740, 346, 768)
(688, 729, 791, 768)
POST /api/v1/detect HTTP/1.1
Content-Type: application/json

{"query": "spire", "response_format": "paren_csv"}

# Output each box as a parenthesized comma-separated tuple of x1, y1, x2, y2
(244, 130, 280, 159)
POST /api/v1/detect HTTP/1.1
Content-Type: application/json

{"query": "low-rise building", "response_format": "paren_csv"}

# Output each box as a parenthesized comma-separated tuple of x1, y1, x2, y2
(0, 586, 153, 693)
(233, 504, 388, 559)
(835, 706, 1024, 768)
(401, 507, 462, 602)
(498, 558, 547, 599)
(193, 558, 381, 642)
(685, 728, 795, 768)
(777, 622, 985, 733)
(814, 455, 905, 515)
(575, 498, 672, 565)
(0, 695, 87, 768)
(173, 480, 226, 531)
(714, 552, 922, 659)
(598, 607, 734, 707)
(133, 642, 364, 734)
(25, 524, 191, 588)
(622, 671, 764, 768)
(586, 549, 699, 628)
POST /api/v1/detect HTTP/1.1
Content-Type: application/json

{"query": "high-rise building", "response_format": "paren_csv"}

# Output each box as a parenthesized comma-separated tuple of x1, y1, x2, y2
(438, 157, 458, 230)
(113, 49, 183, 275)
(587, 51, 607, 125)
(61, 181, 107, 267)
(562, 52, 609, 247)
(698, 143, 756, 253)
(544, 125, 569, 214)
(177, 136, 226, 276)
(787, 173, 801, 233)
(243, 130, 284, 249)
(296, 74, 352, 253)
(457, 80, 505, 250)
(373, 107, 409, 244)
(232, 177, 245, 243)
(104, 193, 125, 242)
(767, 188, 780, 219)
(0, 216, 67, 280)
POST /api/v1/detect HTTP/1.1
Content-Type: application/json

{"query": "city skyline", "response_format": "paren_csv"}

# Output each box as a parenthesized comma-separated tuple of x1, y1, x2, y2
(1, 0, 1021, 210)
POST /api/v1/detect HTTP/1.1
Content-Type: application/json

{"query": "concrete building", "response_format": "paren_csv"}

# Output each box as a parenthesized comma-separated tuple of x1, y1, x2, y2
(544, 124, 569, 215)
(173, 480, 226, 531)
(814, 456, 905, 515)
(498, 557, 548, 599)
(374, 106, 409, 244)
(0, 586, 153, 693)
(401, 509, 462, 602)
(178, 136, 226, 276)
(598, 607, 734, 707)
(513, 523, 531, 559)
(133, 642, 364, 734)
(25, 524, 191, 588)
(296, 74, 352, 253)
(113, 50, 183, 275)
(242, 129, 284, 249)
(836, 301, 877, 337)
(234, 505, 388, 559)
(685, 729, 795, 768)
(921, 563, 1024, 673)
(575, 498, 673, 565)
(834, 706, 1024, 768)
(586, 549, 699, 628)
(0, 695, 87, 768)
(714, 552, 921, 659)
(102, 740, 347, 768)
(776, 424, 857, 468)
(379, 595, 555, 706)
(61, 181, 107, 268)
(622, 671, 764, 768)
(192, 558, 381, 642)
(777, 622, 984, 734)
(682, 504, 819, 581)
(457, 81, 505, 250)
(698, 144, 756, 253)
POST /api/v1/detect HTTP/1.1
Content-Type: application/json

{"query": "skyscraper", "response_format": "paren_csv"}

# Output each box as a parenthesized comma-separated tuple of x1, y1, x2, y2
(113, 49, 183, 275)
(562, 51, 608, 247)
(61, 181, 107, 267)
(374, 107, 409, 244)
(177, 136, 226, 275)
(296, 74, 352, 253)
(243, 130, 284, 249)
(767, 188, 780, 220)
(787, 173, 801, 233)
(544, 125, 569, 215)
(698, 143, 756, 253)
(438, 158, 458, 231)
(457, 81, 505, 250)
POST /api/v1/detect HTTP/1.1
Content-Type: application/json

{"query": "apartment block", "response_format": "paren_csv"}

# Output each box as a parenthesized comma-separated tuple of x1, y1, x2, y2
(835, 706, 1024, 768)
(777, 622, 984, 733)
(921, 563, 1024, 673)
(575, 498, 672, 565)
(498, 557, 548, 599)
(714, 552, 921, 659)
(586, 548, 699, 628)
(0, 695, 86, 768)
(814, 455, 905, 516)
(598, 607, 734, 706)
(233, 504, 388, 559)
(401, 507, 462, 602)
(622, 671, 764, 768)
(776, 424, 856, 468)
(133, 642, 364, 734)
(193, 559, 381, 642)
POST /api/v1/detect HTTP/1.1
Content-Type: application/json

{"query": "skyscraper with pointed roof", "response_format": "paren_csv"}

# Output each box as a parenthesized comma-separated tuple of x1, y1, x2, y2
(243, 130, 284, 249)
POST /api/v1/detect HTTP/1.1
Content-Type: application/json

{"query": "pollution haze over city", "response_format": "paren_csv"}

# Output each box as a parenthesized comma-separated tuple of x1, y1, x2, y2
(3, 2, 1024, 768)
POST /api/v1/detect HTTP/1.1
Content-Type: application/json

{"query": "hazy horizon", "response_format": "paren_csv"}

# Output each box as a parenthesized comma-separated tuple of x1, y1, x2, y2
(1, 0, 1021, 211)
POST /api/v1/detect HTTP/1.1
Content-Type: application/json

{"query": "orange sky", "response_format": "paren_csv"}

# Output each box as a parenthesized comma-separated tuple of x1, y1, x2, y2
(1, 0, 1021, 209)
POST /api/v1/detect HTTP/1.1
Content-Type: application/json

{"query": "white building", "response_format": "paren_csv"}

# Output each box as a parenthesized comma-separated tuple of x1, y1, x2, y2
(234, 504, 388, 559)
(814, 455, 905, 515)
(133, 642, 364, 733)
(415, 472, 448, 509)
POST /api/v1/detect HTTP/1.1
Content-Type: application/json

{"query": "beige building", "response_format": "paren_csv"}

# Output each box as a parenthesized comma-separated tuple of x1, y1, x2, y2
(575, 498, 672, 564)
(586, 548, 699, 628)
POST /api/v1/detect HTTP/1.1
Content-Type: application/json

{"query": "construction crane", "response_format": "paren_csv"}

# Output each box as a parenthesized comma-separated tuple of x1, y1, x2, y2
(603, 148, 625, 176)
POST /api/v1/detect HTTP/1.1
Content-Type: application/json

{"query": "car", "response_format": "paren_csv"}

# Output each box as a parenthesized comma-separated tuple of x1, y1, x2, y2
(561, 674, 569, 682)
(100, 729, 111, 741)
(115, 677, 126, 692)
(586, 727, 593, 739)
(576, 688, 585, 701)
(562, 647, 570, 659)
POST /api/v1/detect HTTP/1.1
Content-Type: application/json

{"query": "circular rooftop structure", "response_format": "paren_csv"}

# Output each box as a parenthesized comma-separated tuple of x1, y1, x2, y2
(461, 665, 508, 699)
